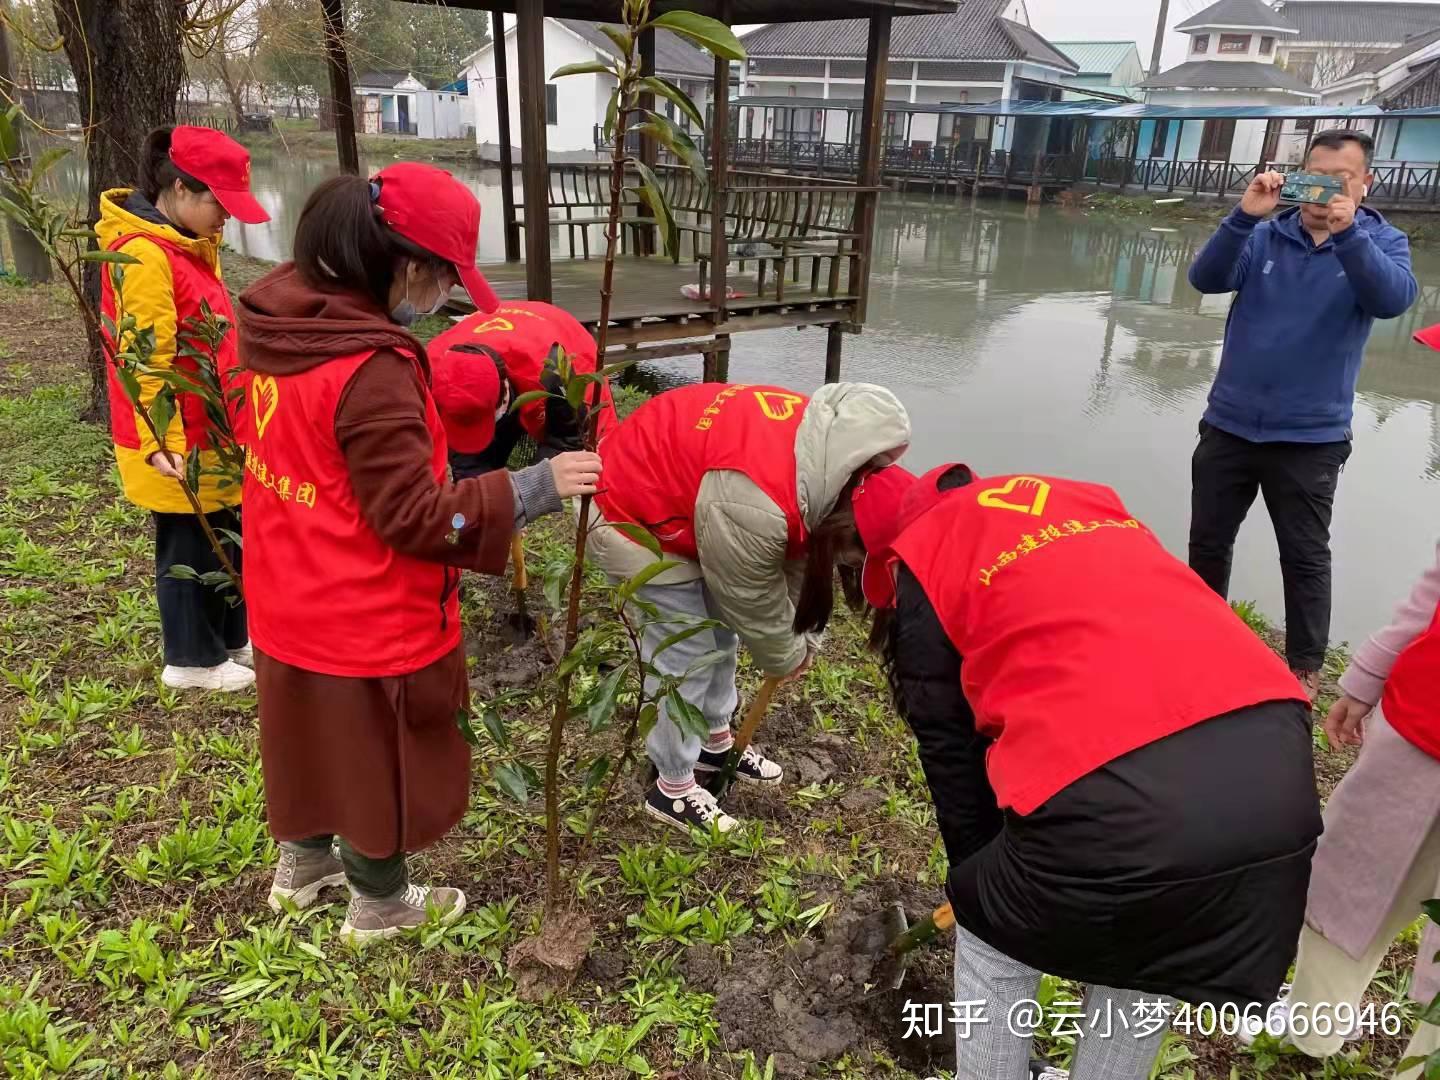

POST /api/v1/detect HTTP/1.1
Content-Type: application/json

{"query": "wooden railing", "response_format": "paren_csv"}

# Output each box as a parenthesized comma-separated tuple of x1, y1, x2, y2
(1093, 154, 1440, 206)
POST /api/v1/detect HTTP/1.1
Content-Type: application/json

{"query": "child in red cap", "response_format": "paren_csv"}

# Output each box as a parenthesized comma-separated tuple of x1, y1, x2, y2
(98, 125, 270, 695)
(428, 300, 614, 477)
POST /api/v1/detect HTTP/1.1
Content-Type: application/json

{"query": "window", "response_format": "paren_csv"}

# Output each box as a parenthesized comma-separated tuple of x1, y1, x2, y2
(1149, 118, 1170, 157)
(1192, 34, 1210, 54)
(1198, 116, 1236, 160)
(1260, 35, 1275, 55)
(545, 84, 557, 125)
(1219, 34, 1251, 54)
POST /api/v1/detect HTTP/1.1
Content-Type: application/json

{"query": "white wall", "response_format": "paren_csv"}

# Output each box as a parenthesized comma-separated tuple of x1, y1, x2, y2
(465, 21, 602, 154)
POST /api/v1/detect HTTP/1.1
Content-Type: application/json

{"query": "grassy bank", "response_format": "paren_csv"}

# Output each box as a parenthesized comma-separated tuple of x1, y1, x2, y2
(237, 125, 487, 164)
(0, 277, 1421, 1079)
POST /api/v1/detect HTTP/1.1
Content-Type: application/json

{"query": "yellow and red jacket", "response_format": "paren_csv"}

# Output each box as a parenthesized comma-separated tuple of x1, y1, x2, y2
(97, 187, 240, 514)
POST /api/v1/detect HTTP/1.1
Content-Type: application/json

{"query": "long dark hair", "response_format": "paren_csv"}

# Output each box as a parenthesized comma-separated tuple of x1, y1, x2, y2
(792, 480, 863, 637)
(291, 174, 450, 308)
(138, 127, 209, 204)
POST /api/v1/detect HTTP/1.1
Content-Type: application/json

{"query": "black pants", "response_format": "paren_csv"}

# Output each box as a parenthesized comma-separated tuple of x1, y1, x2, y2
(1188, 421, 1351, 672)
(154, 508, 247, 667)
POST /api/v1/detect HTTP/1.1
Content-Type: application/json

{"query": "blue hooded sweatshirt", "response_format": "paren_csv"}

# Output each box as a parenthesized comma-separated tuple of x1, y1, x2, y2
(1188, 204, 1417, 443)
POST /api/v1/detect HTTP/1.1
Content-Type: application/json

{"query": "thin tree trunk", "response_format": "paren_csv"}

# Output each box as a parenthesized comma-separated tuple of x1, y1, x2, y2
(51, 0, 185, 426)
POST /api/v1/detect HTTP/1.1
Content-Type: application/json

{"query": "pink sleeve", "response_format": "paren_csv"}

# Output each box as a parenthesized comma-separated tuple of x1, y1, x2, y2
(1339, 539, 1440, 705)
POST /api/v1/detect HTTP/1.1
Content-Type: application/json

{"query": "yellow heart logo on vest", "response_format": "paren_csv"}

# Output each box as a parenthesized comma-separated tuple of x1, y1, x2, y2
(754, 390, 804, 422)
(470, 317, 515, 335)
(978, 476, 1050, 516)
(252, 374, 279, 439)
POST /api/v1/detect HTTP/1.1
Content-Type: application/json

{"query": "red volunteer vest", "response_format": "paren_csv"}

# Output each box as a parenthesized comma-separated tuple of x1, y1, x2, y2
(1381, 605, 1440, 761)
(890, 474, 1306, 815)
(594, 383, 809, 560)
(235, 349, 460, 677)
(101, 232, 240, 450)
(428, 301, 615, 441)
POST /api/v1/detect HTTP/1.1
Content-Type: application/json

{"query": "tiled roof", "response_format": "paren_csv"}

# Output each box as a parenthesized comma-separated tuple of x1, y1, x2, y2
(558, 19, 713, 78)
(1176, 0, 1300, 32)
(1139, 58, 1318, 91)
(1051, 40, 1141, 75)
(1346, 23, 1440, 75)
(738, 0, 1076, 68)
(355, 70, 415, 89)
(1272, 1, 1440, 44)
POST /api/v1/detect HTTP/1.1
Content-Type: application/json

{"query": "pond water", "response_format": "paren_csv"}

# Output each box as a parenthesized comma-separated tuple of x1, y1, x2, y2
(49, 150, 1440, 644)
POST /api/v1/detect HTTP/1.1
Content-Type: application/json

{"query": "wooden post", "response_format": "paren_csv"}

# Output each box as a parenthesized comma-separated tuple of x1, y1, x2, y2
(851, 13, 891, 325)
(321, 0, 360, 175)
(709, 0, 731, 333)
(492, 9, 520, 263)
(638, 27, 657, 256)
(824, 322, 844, 383)
(1168, 118, 1183, 192)
(515, 0, 551, 301)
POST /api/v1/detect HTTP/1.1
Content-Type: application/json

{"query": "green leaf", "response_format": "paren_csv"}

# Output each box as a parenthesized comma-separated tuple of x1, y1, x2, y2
(628, 159, 678, 257)
(648, 12, 747, 61)
(685, 648, 732, 677)
(608, 520, 663, 558)
(1419, 991, 1440, 1027)
(185, 447, 203, 494)
(166, 564, 201, 582)
(616, 558, 684, 604)
(635, 113, 706, 186)
(650, 621, 710, 658)
(481, 708, 510, 750)
(1423, 899, 1440, 928)
(604, 91, 620, 144)
(552, 60, 614, 78)
(586, 665, 628, 733)
(583, 755, 611, 793)
(148, 389, 176, 441)
(639, 76, 705, 130)
(215, 528, 243, 548)
(666, 690, 710, 743)
(82, 249, 140, 265)
(114, 367, 144, 409)
(509, 389, 551, 414)
(637, 701, 659, 741)
(494, 763, 529, 805)
(600, 25, 633, 55)
(29, 146, 71, 184)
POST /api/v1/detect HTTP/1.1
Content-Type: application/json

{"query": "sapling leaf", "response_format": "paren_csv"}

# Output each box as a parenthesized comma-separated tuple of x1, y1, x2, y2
(651, 622, 710, 658)
(1423, 899, 1440, 927)
(148, 390, 176, 443)
(186, 448, 202, 494)
(638, 76, 705, 129)
(583, 755, 611, 792)
(586, 665, 628, 732)
(616, 559, 684, 603)
(604, 92, 620, 144)
(629, 158, 679, 256)
(552, 60, 614, 78)
(637, 701, 659, 740)
(600, 25, 633, 55)
(494, 763, 529, 804)
(82, 250, 141, 265)
(609, 520, 663, 558)
(685, 648, 732, 677)
(1419, 992, 1440, 1027)
(481, 707, 510, 750)
(636, 112, 707, 185)
(509, 389, 552, 413)
(114, 367, 144, 410)
(29, 146, 70, 183)
(215, 528, 243, 548)
(455, 709, 480, 747)
(666, 690, 710, 743)
(166, 565, 201, 581)
(648, 12, 747, 60)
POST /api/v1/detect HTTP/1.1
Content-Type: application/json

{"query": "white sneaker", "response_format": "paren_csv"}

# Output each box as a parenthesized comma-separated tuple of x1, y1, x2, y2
(228, 643, 254, 667)
(161, 660, 255, 692)
(1237, 985, 1359, 1047)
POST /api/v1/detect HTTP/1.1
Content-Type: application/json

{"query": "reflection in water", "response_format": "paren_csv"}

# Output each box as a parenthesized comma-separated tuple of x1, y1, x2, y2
(44, 153, 1440, 640)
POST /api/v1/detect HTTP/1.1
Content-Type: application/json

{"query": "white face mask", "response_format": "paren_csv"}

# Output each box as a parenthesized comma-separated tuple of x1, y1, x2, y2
(390, 264, 448, 326)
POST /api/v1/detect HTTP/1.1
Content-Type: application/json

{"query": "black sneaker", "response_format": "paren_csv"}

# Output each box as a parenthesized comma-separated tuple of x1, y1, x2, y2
(1030, 1062, 1068, 1080)
(695, 743, 784, 785)
(643, 783, 738, 834)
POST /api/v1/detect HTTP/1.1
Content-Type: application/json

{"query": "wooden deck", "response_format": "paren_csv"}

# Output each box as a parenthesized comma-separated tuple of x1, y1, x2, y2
(454, 255, 859, 359)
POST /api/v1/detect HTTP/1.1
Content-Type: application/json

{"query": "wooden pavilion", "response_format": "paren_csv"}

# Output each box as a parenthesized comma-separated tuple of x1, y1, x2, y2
(317, 0, 955, 379)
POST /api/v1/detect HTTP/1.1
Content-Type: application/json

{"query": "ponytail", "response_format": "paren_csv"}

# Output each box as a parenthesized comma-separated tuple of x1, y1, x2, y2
(138, 127, 207, 204)
(292, 174, 449, 308)
(792, 480, 863, 637)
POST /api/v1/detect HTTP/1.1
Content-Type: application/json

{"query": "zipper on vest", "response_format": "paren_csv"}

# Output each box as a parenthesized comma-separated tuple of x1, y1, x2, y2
(439, 567, 459, 632)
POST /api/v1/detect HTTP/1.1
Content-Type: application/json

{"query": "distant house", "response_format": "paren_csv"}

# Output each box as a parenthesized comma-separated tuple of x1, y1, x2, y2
(460, 19, 715, 155)
(1316, 28, 1440, 160)
(1137, 0, 1317, 165)
(1052, 40, 1146, 100)
(355, 71, 469, 140)
(1271, 0, 1440, 86)
(736, 0, 1078, 157)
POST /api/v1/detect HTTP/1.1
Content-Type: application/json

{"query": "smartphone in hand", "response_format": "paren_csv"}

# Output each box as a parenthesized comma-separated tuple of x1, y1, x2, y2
(1279, 172, 1344, 205)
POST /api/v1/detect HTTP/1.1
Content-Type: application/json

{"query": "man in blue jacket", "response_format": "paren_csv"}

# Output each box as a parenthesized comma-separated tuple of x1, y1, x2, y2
(1187, 128, 1417, 700)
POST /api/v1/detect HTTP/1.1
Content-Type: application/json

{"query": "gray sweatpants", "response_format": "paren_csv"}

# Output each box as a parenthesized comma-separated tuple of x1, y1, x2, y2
(633, 579, 739, 785)
(952, 923, 1175, 1080)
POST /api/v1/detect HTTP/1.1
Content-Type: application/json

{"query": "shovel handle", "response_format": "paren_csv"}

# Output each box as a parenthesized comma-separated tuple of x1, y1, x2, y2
(714, 675, 783, 797)
(890, 902, 955, 957)
(510, 533, 527, 592)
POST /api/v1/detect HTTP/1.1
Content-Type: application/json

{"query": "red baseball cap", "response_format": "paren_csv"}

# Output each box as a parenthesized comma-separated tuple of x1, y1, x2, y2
(851, 464, 918, 610)
(168, 126, 269, 224)
(431, 343, 504, 453)
(1416, 324, 1440, 351)
(372, 162, 500, 314)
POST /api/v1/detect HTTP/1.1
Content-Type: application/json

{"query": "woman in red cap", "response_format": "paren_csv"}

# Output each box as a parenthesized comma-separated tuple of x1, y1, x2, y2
(99, 125, 269, 692)
(234, 163, 600, 941)
(847, 464, 1321, 1080)
(428, 300, 615, 476)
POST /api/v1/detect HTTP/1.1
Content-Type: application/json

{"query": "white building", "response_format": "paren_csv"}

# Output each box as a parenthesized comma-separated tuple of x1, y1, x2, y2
(1137, 0, 1317, 164)
(1317, 27, 1440, 159)
(735, 0, 1079, 155)
(1271, 0, 1440, 86)
(461, 19, 715, 156)
(355, 71, 470, 140)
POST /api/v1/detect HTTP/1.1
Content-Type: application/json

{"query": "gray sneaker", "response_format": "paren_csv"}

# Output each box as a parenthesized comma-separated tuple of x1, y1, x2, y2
(339, 883, 467, 942)
(268, 846, 347, 912)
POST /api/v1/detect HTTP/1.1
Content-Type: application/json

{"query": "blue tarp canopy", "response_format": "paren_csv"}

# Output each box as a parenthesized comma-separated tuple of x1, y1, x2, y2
(730, 95, 1440, 120)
